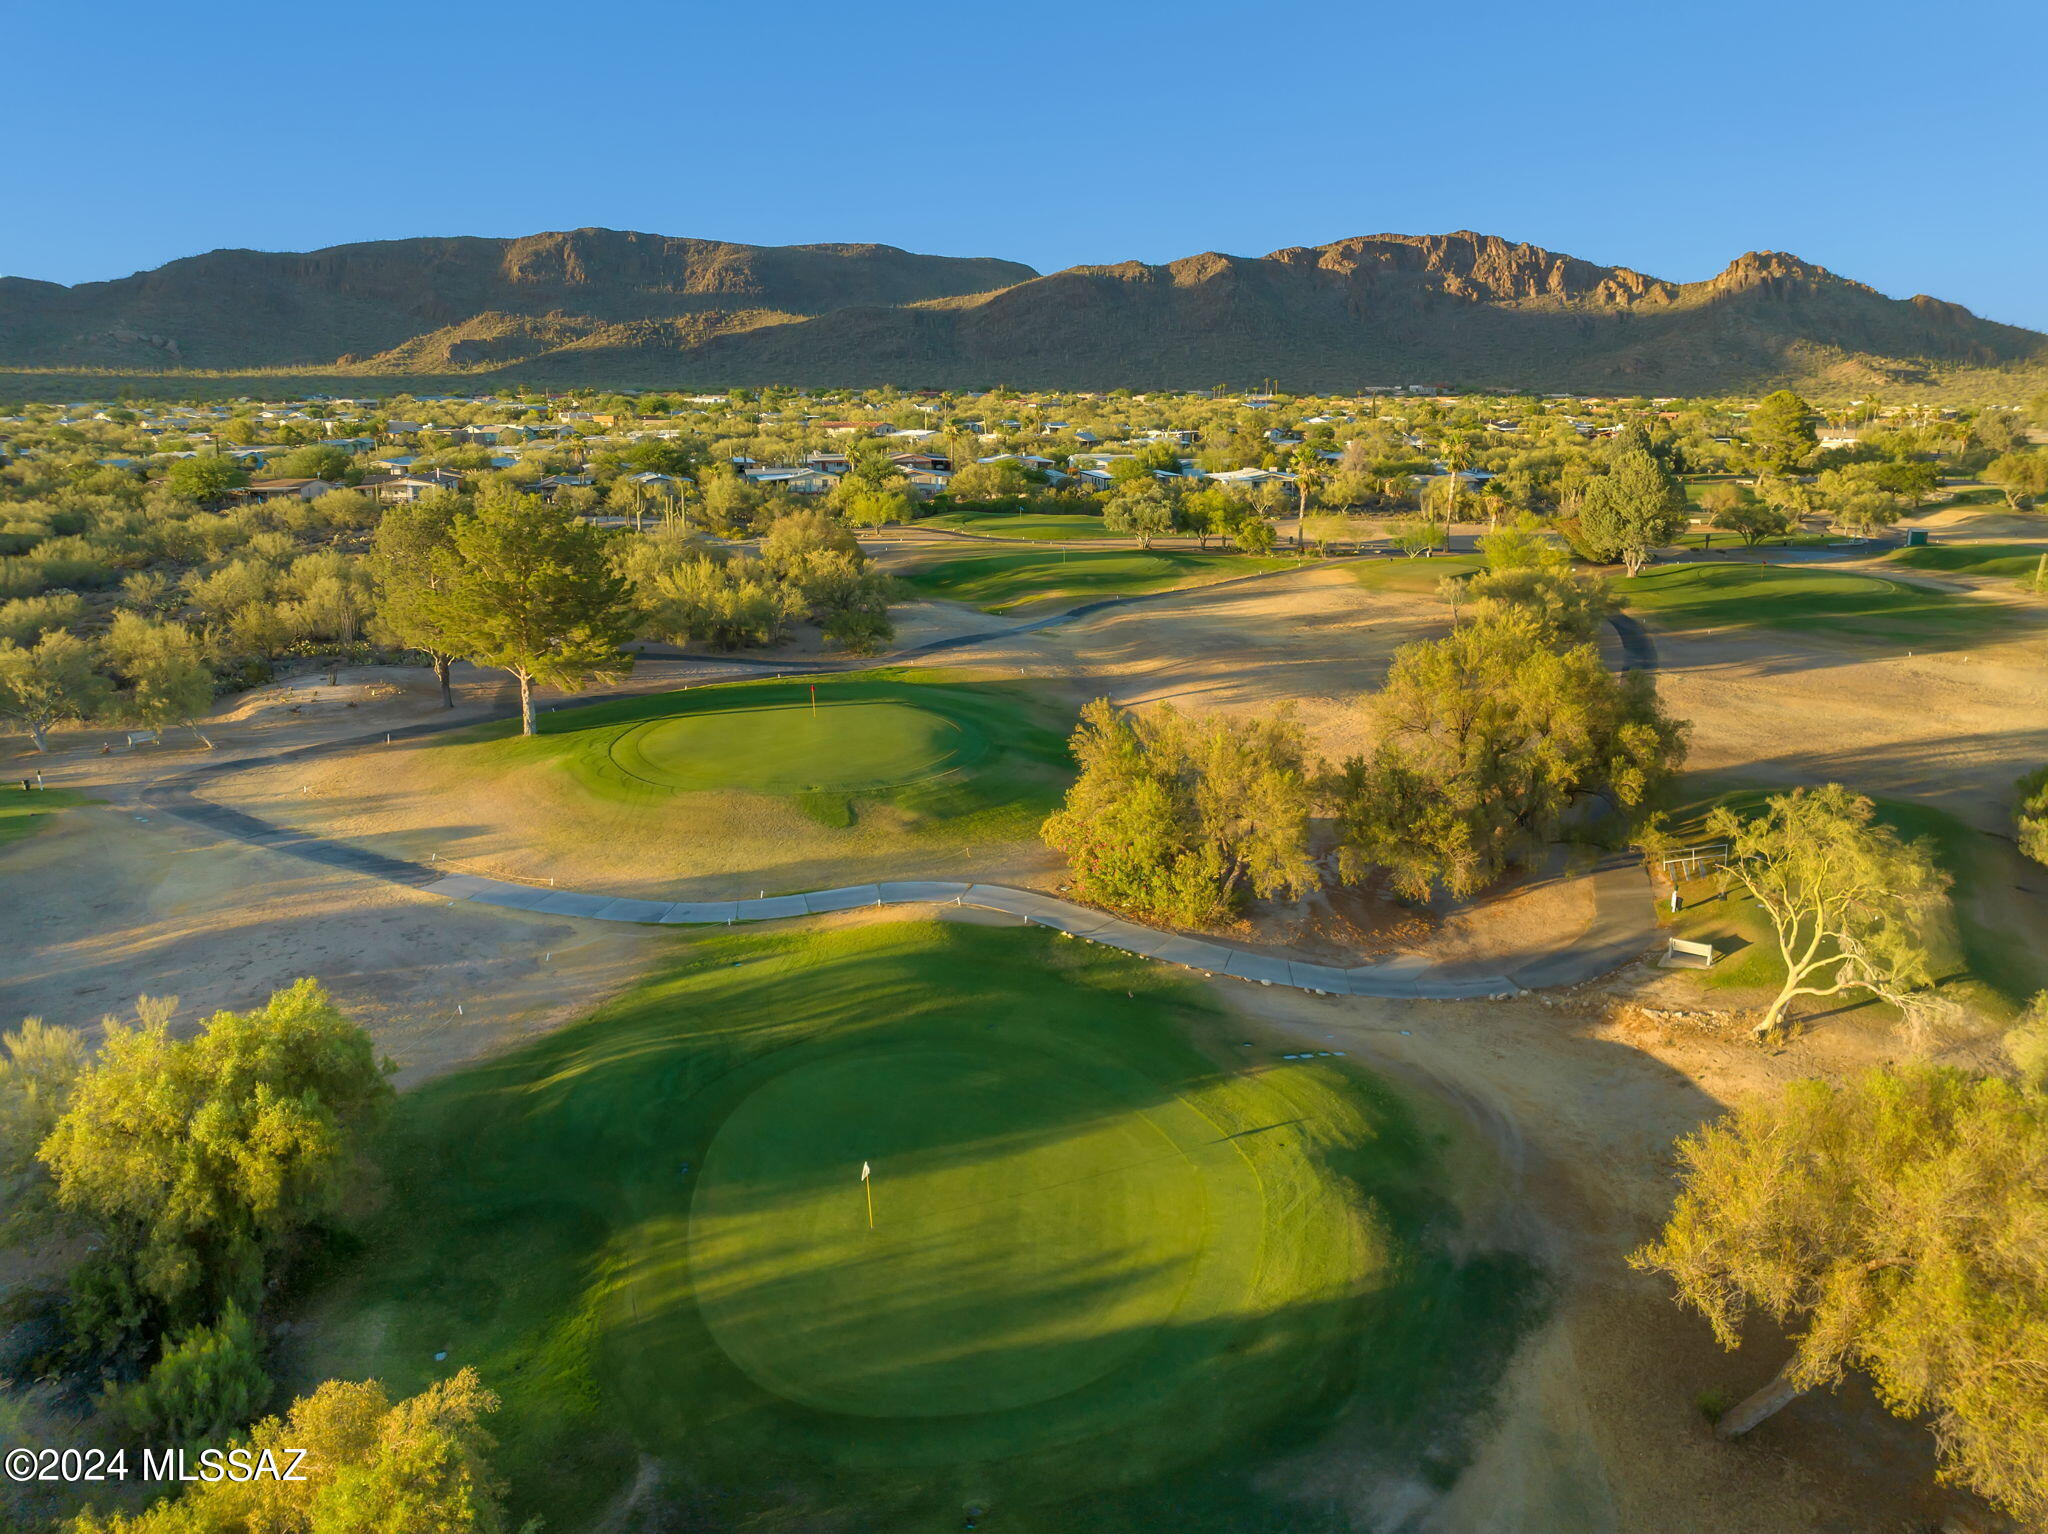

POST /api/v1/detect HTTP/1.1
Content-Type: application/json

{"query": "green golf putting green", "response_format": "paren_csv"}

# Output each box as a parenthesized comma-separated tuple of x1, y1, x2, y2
(687, 1038, 1240, 1419)
(611, 698, 979, 793)
(304, 922, 1534, 1532)
(413, 670, 1074, 853)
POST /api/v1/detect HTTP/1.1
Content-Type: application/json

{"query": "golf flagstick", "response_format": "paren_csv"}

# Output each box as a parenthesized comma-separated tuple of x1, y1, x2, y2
(862, 1160, 874, 1229)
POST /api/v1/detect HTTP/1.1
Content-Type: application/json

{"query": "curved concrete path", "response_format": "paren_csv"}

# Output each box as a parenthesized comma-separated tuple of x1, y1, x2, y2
(1607, 611, 1657, 672)
(147, 742, 1655, 998)
(147, 750, 1653, 998)
(414, 861, 1654, 1001)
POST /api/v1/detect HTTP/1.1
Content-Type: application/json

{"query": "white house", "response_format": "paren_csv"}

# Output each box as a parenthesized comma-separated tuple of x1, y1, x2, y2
(1202, 467, 1296, 489)
(744, 467, 838, 495)
(358, 470, 466, 503)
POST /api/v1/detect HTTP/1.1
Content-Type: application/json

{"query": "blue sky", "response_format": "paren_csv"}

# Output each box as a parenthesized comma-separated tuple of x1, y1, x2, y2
(5, 0, 2044, 329)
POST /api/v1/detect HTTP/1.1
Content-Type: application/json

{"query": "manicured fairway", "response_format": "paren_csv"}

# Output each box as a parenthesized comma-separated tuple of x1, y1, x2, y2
(1672, 530, 1833, 549)
(919, 510, 1111, 541)
(904, 548, 1293, 613)
(1614, 561, 2014, 644)
(300, 923, 1531, 1533)
(1887, 541, 2048, 582)
(1346, 553, 1483, 592)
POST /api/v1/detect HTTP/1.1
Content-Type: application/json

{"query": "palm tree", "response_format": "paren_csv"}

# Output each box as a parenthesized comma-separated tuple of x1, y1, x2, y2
(1289, 444, 1324, 518)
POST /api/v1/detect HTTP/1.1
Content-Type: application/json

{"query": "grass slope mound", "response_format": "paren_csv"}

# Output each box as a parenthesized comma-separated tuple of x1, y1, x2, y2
(204, 671, 1072, 897)
(221, 670, 1075, 895)
(1347, 554, 1485, 593)
(904, 548, 1294, 614)
(297, 923, 1533, 1533)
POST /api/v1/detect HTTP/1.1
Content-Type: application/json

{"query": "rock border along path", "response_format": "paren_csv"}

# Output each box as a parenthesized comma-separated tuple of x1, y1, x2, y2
(141, 580, 1663, 1003)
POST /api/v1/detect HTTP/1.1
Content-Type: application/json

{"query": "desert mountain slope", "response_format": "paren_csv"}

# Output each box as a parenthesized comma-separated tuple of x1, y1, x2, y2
(1, 227, 2038, 392)
(0, 228, 1035, 369)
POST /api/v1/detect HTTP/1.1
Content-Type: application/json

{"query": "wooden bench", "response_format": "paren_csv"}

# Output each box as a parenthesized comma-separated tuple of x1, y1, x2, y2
(1662, 937, 1718, 970)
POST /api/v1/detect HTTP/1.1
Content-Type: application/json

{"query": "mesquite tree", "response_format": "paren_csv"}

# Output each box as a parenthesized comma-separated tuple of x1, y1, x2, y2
(1706, 785, 1950, 1037)
(0, 631, 107, 751)
(1631, 1064, 2048, 1522)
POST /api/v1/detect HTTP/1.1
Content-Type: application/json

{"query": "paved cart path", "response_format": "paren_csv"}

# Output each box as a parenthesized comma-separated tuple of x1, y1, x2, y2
(411, 865, 1654, 1000)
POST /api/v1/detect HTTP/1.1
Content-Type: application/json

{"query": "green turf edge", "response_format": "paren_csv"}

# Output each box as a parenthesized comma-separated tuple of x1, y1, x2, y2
(413, 669, 1076, 847)
(1345, 554, 1484, 593)
(918, 511, 1112, 541)
(1886, 542, 2048, 582)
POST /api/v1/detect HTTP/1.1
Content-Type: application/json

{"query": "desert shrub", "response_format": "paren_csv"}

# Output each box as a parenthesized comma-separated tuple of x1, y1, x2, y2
(1042, 699, 1316, 926)
(2018, 766, 2048, 867)
(2007, 994, 2048, 1092)
(107, 1304, 269, 1442)
(0, 592, 86, 646)
(28, 535, 121, 589)
(0, 557, 43, 599)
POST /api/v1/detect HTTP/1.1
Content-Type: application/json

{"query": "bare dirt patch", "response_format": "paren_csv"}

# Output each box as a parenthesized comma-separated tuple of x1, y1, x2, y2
(1646, 620, 2048, 832)
(1022, 563, 1443, 762)
(1908, 504, 2048, 541)
(0, 801, 658, 1087)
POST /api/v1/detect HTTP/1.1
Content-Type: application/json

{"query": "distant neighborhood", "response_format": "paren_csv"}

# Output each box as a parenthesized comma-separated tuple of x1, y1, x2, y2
(7, 384, 2023, 539)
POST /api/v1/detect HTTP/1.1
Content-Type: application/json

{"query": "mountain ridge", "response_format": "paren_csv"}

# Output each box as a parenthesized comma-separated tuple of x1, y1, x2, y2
(2, 227, 2040, 394)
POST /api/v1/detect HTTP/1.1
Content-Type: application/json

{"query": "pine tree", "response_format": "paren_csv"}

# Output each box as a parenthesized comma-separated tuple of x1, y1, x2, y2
(427, 489, 638, 735)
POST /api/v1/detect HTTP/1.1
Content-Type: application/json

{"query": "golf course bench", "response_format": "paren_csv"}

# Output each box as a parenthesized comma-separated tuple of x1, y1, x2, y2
(1662, 936, 1718, 970)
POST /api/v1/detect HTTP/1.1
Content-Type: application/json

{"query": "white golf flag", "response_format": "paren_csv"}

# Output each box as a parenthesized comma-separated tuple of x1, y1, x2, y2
(861, 1161, 871, 1181)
